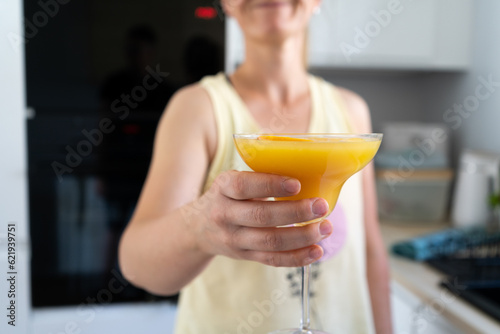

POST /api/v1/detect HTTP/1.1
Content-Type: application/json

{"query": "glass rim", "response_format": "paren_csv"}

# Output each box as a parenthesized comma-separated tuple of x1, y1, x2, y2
(233, 133, 383, 140)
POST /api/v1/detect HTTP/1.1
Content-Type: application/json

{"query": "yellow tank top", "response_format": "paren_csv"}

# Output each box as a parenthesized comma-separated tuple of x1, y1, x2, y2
(174, 73, 375, 334)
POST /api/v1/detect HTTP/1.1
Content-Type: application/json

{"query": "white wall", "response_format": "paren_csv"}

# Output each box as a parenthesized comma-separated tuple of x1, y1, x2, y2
(0, 0, 27, 239)
(0, 0, 30, 333)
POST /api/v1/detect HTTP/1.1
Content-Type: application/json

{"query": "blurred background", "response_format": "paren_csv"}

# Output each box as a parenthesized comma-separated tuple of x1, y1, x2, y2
(1, 0, 500, 333)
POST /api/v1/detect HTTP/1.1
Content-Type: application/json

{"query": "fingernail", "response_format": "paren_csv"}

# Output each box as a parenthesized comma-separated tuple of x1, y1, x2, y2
(319, 221, 332, 236)
(309, 246, 323, 260)
(283, 178, 300, 193)
(312, 198, 328, 217)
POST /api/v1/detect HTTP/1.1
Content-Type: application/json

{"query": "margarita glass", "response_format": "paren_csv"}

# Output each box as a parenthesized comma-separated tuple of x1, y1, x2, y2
(233, 133, 382, 334)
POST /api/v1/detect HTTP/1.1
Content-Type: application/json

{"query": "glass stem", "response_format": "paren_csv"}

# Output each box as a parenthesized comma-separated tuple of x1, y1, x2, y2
(300, 264, 311, 331)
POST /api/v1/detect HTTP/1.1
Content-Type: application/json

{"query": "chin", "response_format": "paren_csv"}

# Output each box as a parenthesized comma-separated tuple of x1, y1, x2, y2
(260, 26, 300, 43)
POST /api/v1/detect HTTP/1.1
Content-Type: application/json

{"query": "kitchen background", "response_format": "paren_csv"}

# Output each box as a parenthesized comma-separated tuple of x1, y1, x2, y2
(1, 0, 500, 333)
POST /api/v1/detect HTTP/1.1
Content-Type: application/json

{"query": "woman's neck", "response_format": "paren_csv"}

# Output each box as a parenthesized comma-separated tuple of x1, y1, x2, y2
(233, 32, 309, 105)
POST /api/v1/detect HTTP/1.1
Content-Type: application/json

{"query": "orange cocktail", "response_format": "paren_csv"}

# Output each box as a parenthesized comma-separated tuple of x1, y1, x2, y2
(234, 134, 382, 224)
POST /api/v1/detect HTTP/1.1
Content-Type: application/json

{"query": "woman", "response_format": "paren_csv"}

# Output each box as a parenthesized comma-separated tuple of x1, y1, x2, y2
(119, 1, 392, 333)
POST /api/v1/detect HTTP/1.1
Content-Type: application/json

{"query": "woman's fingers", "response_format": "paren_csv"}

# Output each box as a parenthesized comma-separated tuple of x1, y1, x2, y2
(198, 170, 332, 267)
(216, 170, 300, 200)
(233, 220, 333, 252)
(244, 244, 325, 267)
(227, 197, 329, 227)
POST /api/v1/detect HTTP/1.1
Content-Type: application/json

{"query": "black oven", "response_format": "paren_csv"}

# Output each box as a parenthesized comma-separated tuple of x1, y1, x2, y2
(25, 0, 224, 307)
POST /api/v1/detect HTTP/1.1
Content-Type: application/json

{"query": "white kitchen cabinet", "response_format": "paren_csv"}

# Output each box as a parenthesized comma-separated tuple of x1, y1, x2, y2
(308, 0, 473, 70)
(391, 281, 465, 334)
(225, 0, 473, 72)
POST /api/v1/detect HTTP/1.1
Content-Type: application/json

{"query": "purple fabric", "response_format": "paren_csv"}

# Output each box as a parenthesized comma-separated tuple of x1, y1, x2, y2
(318, 203, 348, 262)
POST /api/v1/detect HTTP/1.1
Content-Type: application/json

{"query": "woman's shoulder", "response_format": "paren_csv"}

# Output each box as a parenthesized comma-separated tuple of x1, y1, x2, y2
(158, 80, 218, 157)
(166, 81, 215, 121)
(334, 86, 372, 133)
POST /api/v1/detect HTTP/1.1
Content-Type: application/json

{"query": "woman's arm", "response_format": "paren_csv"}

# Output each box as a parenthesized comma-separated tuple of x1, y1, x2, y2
(118, 84, 217, 295)
(338, 88, 393, 334)
(118, 84, 333, 296)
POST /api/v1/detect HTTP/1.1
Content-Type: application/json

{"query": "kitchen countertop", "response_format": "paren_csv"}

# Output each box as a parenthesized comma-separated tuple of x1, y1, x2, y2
(380, 221, 500, 333)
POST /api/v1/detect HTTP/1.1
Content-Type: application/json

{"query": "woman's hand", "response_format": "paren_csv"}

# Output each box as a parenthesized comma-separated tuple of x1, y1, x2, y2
(188, 170, 333, 267)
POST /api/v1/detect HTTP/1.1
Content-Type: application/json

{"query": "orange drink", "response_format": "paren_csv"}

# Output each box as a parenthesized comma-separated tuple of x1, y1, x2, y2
(234, 134, 382, 224)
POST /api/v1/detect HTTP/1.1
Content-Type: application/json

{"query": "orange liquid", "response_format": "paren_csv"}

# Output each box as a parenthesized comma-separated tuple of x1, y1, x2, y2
(234, 135, 381, 224)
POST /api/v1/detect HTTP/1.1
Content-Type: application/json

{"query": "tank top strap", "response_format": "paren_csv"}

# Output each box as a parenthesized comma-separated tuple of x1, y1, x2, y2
(307, 75, 354, 133)
(200, 73, 259, 190)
